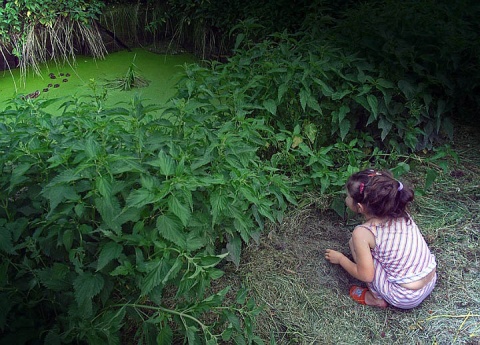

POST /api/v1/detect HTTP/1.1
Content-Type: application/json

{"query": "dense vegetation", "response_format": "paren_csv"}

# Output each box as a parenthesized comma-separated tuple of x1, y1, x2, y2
(1, 0, 479, 343)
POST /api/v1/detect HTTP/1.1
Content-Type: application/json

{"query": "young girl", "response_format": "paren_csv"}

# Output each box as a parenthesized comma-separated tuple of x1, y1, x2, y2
(325, 169, 437, 309)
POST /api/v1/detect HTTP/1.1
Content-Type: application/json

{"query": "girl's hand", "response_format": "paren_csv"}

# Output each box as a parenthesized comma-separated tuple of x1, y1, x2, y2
(325, 249, 344, 264)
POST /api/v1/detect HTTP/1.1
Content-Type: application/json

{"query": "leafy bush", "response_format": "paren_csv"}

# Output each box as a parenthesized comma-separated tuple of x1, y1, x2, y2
(331, 0, 480, 125)
(0, 87, 292, 343)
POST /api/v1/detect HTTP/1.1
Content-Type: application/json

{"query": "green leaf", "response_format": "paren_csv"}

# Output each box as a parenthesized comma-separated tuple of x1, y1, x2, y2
(96, 175, 112, 198)
(95, 196, 122, 233)
(168, 195, 191, 227)
(140, 260, 168, 296)
(162, 257, 183, 285)
(84, 136, 101, 159)
(8, 163, 31, 191)
(46, 169, 83, 186)
(367, 94, 378, 118)
(73, 272, 104, 313)
(378, 118, 392, 141)
(63, 229, 74, 251)
(97, 242, 123, 271)
(148, 150, 176, 176)
(313, 77, 333, 96)
(330, 196, 346, 218)
(339, 119, 350, 141)
(226, 235, 242, 268)
(0, 224, 13, 254)
(42, 185, 79, 213)
(375, 78, 395, 89)
(157, 325, 173, 345)
(425, 169, 438, 190)
(398, 80, 416, 99)
(126, 188, 157, 208)
(210, 189, 228, 223)
(36, 263, 71, 291)
(262, 99, 277, 115)
(299, 88, 309, 111)
(235, 287, 248, 304)
(186, 325, 200, 345)
(277, 83, 288, 102)
(338, 105, 350, 123)
(156, 214, 186, 248)
(200, 253, 228, 268)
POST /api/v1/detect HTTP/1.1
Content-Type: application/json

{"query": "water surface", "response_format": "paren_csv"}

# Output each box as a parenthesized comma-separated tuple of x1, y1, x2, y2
(0, 48, 196, 111)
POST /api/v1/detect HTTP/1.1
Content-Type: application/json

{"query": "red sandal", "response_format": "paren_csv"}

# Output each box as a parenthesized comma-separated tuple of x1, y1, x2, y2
(349, 285, 368, 305)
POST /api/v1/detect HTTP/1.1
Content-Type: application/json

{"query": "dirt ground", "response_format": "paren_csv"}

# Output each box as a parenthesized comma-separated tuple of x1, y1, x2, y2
(229, 123, 480, 344)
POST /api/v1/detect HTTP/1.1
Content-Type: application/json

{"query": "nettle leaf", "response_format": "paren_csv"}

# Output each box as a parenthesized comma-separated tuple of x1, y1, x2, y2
(378, 118, 393, 141)
(313, 77, 334, 96)
(63, 229, 74, 251)
(398, 79, 416, 99)
(148, 151, 176, 176)
(95, 196, 122, 233)
(226, 235, 242, 268)
(375, 78, 395, 90)
(140, 259, 169, 296)
(367, 94, 378, 118)
(161, 256, 183, 285)
(339, 119, 351, 141)
(42, 185, 79, 213)
(337, 105, 350, 123)
(277, 83, 288, 103)
(96, 175, 112, 198)
(210, 189, 228, 224)
(299, 88, 310, 111)
(156, 214, 186, 248)
(168, 195, 191, 227)
(84, 136, 101, 159)
(0, 224, 14, 254)
(46, 169, 83, 186)
(262, 99, 277, 116)
(96, 242, 123, 271)
(9, 163, 31, 191)
(36, 263, 71, 291)
(157, 325, 173, 345)
(73, 272, 104, 309)
(126, 188, 157, 208)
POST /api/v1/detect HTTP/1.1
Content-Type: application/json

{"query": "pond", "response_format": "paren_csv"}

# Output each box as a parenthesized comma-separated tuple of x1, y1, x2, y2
(0, 48, 197, 112)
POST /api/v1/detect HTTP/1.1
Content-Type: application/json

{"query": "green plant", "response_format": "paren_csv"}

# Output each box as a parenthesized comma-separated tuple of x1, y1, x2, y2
(0, 81, 295, 343)
(104, 55, 149, 91)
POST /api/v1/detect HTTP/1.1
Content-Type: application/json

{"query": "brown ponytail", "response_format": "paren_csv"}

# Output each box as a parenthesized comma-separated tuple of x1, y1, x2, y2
(346, 169, 414, 220)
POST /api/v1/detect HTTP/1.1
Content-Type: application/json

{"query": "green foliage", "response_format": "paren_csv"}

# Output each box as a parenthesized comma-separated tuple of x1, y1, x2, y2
(0, 89, 287, 343)
(331, 0, 480, 125)
(0, 0, 103, 41)
(173, 29, 454, 195)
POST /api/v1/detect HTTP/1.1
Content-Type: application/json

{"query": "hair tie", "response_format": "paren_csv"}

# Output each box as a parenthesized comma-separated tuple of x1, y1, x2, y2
(359, 182, 365, 194)
(397, 181, 403, 191)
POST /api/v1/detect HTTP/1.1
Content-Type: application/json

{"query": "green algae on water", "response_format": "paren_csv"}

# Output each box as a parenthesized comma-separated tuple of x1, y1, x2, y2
(0, 48, 197, 111)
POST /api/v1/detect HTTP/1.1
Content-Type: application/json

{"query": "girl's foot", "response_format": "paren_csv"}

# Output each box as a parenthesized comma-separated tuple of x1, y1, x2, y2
(349, 286, 388, 308)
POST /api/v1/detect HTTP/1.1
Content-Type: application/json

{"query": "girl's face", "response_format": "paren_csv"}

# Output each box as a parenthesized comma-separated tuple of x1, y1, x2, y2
(345, 191, 359, 213)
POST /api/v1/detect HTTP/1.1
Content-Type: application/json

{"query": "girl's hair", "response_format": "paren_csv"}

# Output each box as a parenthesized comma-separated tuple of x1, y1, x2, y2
(346, 169, 414, 220)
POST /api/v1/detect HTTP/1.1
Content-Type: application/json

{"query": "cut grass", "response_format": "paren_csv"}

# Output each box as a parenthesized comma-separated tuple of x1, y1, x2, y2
(233, 123, 480, 344)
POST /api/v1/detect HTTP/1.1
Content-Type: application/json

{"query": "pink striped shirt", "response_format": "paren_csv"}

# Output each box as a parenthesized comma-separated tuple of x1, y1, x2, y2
(365, 216, 436, 284)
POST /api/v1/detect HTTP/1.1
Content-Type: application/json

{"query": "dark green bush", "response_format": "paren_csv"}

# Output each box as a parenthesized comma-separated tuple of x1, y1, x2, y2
(331, 0, 480, 126)
(0, 90, 286, 343)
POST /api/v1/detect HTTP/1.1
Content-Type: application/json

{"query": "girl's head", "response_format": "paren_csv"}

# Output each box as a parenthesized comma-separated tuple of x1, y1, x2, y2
(346, 169, 414, 220)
